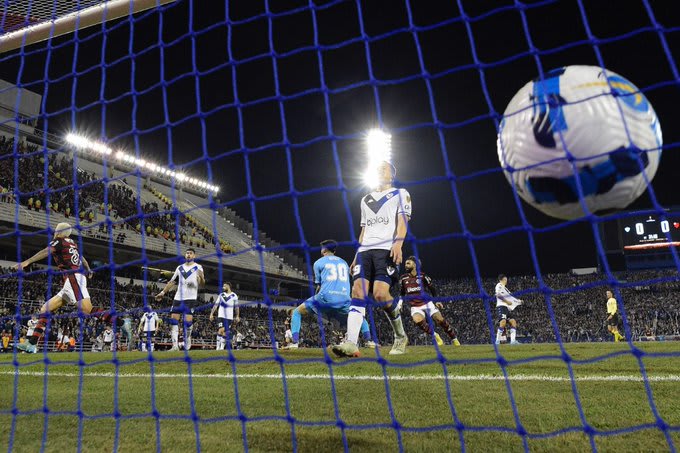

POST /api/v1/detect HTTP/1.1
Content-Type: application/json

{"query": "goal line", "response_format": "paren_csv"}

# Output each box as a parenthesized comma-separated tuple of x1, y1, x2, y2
(3, 370, 680, 382)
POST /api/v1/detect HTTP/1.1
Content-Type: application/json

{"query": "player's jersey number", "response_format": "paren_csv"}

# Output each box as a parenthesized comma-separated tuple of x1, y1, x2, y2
(325, 263, 349, 282)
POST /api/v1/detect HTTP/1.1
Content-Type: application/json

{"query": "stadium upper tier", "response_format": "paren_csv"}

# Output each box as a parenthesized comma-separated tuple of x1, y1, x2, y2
(0, 133, 305, 279)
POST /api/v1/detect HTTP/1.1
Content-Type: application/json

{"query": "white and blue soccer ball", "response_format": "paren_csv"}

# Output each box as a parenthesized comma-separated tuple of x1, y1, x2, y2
(497, 65, 662, 220)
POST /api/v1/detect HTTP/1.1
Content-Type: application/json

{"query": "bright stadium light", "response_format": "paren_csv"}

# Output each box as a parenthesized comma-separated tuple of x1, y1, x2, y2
(363, 128, 392, 188)
(64, 132, 220, 194)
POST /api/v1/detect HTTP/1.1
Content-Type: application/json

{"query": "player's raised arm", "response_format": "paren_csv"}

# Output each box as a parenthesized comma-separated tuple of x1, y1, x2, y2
(15, 247, 50, 271)
(155, 268, 178, 301)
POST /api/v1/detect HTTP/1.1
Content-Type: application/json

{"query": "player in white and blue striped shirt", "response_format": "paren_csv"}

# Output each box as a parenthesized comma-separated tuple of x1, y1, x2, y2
(210, 282, 239, 350)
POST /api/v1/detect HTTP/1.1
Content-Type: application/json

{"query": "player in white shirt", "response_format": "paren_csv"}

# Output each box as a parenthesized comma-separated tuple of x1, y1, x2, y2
(495, 274, 523, 345)
(155, 248, 205, 351)
(26, 315, 38, 338)
(103, 327, 114, 351)
(209, 282, 239, 350)
(138, 307, 160, 352)
(334, 161, 411, 357)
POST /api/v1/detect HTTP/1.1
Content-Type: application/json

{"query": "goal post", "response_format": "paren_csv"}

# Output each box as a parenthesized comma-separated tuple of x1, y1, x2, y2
(0, 0, 176, 54)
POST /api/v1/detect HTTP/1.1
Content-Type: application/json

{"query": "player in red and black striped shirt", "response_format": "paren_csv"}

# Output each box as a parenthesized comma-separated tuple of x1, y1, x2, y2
(14, 222, 93, 353)
(400, 256, 460, 346)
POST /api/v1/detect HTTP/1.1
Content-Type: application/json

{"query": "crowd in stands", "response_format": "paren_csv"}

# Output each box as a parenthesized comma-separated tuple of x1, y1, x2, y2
(1, 265, 680, 352)
(0, 136, 234, 254)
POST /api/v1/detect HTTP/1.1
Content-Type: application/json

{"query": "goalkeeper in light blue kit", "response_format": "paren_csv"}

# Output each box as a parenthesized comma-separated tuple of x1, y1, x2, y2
(283, 240, 373, 349)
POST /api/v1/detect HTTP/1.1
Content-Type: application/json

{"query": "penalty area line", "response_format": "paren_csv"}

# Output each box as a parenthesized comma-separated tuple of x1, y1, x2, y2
(2, 371, 680, 382)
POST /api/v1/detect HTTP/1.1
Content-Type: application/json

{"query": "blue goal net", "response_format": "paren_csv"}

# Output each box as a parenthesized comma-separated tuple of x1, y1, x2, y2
(1, 0, 679, 451)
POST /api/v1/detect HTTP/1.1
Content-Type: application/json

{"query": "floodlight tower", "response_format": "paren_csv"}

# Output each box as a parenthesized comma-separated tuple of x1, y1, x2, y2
(363, 128, 392, 188)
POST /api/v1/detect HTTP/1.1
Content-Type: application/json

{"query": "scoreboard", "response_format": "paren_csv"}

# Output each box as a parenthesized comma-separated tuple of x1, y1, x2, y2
(620, 214, 680, 252)
(599, 210, 680, 270)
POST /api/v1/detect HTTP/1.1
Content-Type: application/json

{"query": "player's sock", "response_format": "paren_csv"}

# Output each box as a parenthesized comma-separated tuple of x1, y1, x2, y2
(384, 301, 406, 338)
(185, 321, 193, 350)
(223, 335, 231, 349)
(438, 318, 458, 340)
(496, 328, 503, 344)
(510, 328, 517, 343)
(346, 306, 366, 345)
(416, 319, 432, 335)
(615, 329, 624, 341)
(291, 309, 302, 343)
(170, 319, 179, 347)
(360, 319, 371, 341)
(215, 335, 222, 350)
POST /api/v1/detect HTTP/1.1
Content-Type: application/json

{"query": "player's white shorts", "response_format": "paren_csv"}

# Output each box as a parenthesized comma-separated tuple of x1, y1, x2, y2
(410, 302, 439, 318)
(57, 273, 90, 304)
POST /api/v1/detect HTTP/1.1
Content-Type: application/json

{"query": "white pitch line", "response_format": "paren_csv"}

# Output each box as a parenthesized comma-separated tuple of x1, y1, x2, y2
(1, 371, 680, 382)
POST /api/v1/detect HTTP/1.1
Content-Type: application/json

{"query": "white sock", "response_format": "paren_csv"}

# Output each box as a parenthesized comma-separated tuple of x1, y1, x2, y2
(385, 302, 406, 338)
(171, 325, 179, 346)
(496, 328, 503, 343)
(150, 342, 155, 352)
(510, 328, 517, 343)
(216, 336, 222, 350)
(185, 325, 193, 349)
(388, 314, 406, 338)
(346, 306, 366, 345)
(141, 342, 147, 352)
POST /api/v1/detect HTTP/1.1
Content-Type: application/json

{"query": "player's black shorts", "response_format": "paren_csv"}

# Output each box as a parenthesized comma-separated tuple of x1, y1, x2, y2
(352, 250, 399, 286)
(497, 305, 515, 322)
(170, 299, 200, 315)
(217, 318, 232, 331)
(607, 313, 620, 326)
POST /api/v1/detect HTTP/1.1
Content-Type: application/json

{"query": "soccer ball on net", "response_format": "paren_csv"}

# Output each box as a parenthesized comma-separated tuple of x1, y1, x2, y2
(497, 65, 663, 220)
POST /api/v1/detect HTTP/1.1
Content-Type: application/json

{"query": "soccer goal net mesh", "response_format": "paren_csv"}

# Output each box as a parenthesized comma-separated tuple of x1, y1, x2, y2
(1, 1, 679, 451)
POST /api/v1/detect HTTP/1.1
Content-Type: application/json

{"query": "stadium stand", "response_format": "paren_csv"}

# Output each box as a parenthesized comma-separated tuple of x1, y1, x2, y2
(0, 125, 305, 278)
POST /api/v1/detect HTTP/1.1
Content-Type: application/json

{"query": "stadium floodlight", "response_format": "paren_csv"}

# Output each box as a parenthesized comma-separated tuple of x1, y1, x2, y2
(362, 128, 392, 188)
(64, 132, 219, 194)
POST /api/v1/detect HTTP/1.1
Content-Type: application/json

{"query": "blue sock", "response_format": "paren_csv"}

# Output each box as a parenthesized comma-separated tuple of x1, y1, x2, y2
(360, 319, 371, 340)
(291, 309, 301, 343)
(351, 297, 367, 308)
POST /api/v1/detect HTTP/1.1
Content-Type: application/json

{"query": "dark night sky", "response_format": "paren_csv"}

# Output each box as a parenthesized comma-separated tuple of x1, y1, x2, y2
(2, 0, 680, 278)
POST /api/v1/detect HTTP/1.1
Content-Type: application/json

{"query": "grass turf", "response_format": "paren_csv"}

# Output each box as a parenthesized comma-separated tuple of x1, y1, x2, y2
(1, 342, 679, 452)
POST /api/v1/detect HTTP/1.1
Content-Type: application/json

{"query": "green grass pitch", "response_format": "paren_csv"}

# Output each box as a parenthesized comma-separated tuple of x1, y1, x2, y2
(1, 343, 679, 452)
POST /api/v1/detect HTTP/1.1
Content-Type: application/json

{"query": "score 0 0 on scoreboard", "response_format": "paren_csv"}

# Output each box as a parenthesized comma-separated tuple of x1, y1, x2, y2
(621, 214, 680, 252)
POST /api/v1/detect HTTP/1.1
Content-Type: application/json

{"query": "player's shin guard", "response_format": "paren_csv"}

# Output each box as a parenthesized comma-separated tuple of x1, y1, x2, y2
(383, 301, 406, 338)
(496, 328, 503, 344)
(437, 318, 458, 340)
(291, 309, 302, 343)
(346, 306, 366, 345)
(170, 319, 179, 347)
